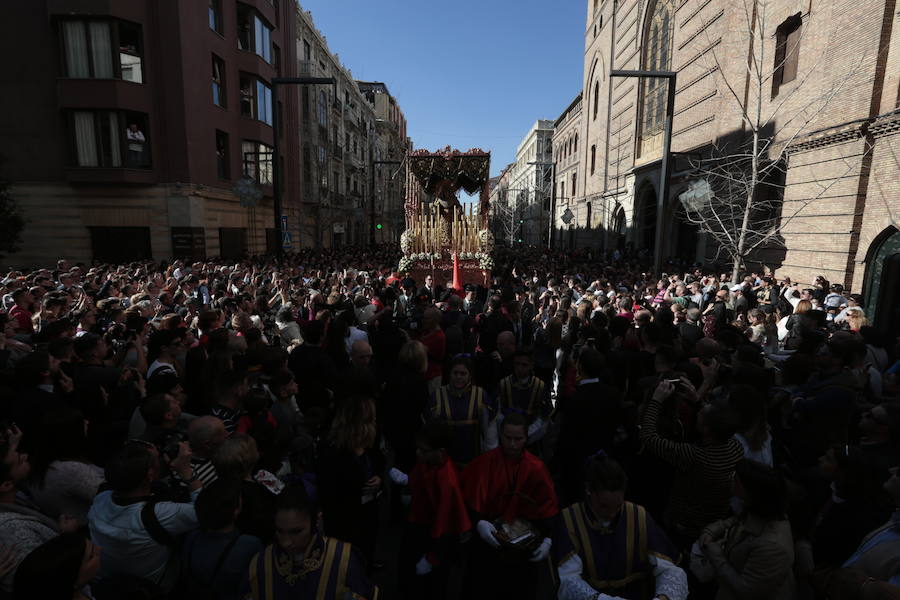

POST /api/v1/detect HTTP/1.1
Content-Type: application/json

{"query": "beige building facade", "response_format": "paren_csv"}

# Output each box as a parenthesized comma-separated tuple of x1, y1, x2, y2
(555, 0, 899, 328)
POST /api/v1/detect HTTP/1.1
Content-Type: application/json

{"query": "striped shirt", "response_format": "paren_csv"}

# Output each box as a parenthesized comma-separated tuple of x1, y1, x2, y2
(190, 456, 218, 487)
(640, 400, 743, 539)
(210, 405, 241, 435)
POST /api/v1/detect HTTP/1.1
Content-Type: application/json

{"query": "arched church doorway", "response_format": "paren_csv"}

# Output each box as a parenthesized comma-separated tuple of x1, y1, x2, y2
(613, 205, 626, 250)
(864, 227, 900, 340)
(636, 186, 657, 256)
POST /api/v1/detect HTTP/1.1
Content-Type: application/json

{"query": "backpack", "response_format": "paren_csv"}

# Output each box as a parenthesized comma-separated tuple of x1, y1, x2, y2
(92, 499, 175, 600)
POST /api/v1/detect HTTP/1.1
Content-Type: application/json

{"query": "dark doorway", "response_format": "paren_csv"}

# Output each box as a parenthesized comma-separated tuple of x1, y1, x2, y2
(637, 187, 657, 255)
(266, 228, 279, 255)
(219, 227, 247, 259)
(864, 228, 900, 341)
(89, 226, 152, 262)
(674, 213, 698, 262)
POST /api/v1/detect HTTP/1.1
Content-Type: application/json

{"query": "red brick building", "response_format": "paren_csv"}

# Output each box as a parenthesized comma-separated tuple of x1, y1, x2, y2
(0, 0, 300, 264)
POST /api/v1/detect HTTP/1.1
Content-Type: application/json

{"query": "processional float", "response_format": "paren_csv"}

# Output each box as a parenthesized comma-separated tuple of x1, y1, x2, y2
(399, 146, 495, 291)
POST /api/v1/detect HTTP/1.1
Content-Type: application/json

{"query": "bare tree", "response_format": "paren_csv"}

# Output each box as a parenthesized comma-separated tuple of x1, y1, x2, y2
(680, 0, 867, 283)
(491, 186, 521, 245)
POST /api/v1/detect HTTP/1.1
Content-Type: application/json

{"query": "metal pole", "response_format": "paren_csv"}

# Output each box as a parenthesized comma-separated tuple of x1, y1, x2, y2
(272, 81, 282, 261)
(609, 69, 676, 275)
(369, 159, 402, 245)
(547, 162, 556, 248)
(656, 78, 676, 275)
(270, 77, 334, 260)
(369, 162, 376, 245)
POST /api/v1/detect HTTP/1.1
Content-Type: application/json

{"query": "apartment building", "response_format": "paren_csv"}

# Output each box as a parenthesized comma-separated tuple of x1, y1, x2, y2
(0, 0, 299, 264)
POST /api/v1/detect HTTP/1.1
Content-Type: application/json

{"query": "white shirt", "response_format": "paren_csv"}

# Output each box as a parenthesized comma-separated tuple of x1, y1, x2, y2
(89, 489, 200, 592)
(558, 553, 688, 600)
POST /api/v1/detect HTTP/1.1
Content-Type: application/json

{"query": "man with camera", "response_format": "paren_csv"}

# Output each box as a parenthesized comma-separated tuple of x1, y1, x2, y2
(88, 439, 201, 594)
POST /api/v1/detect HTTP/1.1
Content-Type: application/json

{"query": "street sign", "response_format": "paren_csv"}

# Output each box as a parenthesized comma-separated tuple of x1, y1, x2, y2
(280, 215, 292, 250)
(561, 208, 575, 225)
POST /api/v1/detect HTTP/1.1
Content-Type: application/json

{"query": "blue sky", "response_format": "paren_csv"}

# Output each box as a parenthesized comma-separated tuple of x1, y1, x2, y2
(298, 0, 586, 179)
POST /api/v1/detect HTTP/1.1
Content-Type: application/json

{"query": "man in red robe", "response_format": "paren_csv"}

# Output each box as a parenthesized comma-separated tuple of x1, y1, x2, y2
(461, 412, 558, 600)
(390, 422, 471, 600)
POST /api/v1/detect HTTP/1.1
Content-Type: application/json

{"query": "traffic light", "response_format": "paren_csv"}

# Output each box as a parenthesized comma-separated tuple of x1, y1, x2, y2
(375, 223, 383, 230)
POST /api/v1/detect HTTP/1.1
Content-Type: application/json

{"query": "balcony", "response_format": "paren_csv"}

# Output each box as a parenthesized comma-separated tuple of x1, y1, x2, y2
(298, 60, 316, 77)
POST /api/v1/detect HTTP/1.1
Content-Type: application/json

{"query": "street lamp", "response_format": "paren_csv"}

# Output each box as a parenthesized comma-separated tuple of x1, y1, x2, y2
(271, 76, 335, 260)
(528, 160, 555, 248)
(610, 69, 676, 274)
(370, 160, 402, 245)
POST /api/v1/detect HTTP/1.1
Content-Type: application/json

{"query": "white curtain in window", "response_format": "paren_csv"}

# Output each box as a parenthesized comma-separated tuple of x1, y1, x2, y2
(63, 22, 89, 77)
(108, 112, 121, 166)
(74, 112, 97, 166)
(259, 144, 272, 184)
(89, 21, 113, 78)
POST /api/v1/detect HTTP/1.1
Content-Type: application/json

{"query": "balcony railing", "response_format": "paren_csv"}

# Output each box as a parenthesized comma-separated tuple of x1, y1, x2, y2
(298, 60, 316, 77)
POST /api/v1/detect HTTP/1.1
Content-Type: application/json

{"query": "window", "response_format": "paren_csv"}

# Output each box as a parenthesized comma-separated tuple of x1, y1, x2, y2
(254, 16, 271, 62)
(594, 81, 600, 120)
(61, 20, 143, 83)
(118, 21, 143, 83)
(574, 133, 578, 153)
(70, 110, 150, 168)
(238, 74, 272, 125)
(571, 173, 577, 197)
(637, 0, 674, 158)
(772, 14, 802, 97)
(211, 55, 226, 107)
(257, 80, 272, 124)
(317, 90, 328, 127)
(586, 203, 592, 230)
(237, 4, 272, 63)
(590, 145, 596, 175)
(303, 40, 311, 61)
(209, 0, 223, 34)
(216, 130, 230, 179)
(272, 44, 281, 74)
(241, 140, 272, 184)
(240, 75, 253, 118)
(302, 146, 312, 185)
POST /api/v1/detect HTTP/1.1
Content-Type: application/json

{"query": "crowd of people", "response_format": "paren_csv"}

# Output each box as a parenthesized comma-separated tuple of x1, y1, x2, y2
(0, 242, 898, 600)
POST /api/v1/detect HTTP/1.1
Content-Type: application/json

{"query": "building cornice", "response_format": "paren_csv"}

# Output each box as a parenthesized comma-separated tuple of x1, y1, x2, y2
(786, 109, 900, 154)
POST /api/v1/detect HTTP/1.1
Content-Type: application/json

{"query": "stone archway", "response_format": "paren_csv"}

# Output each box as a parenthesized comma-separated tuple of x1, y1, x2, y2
(612, 205, 627, 250)
(863, 227, 900, 338)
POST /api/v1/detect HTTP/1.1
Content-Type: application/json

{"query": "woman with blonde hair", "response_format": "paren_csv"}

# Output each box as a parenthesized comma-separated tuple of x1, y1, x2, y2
(316, 396, 384, 565)
(843, 306, 868, 332)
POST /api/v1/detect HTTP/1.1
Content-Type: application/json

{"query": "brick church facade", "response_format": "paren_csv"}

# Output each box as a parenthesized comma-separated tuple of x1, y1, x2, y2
(555, 0, 899, 326)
